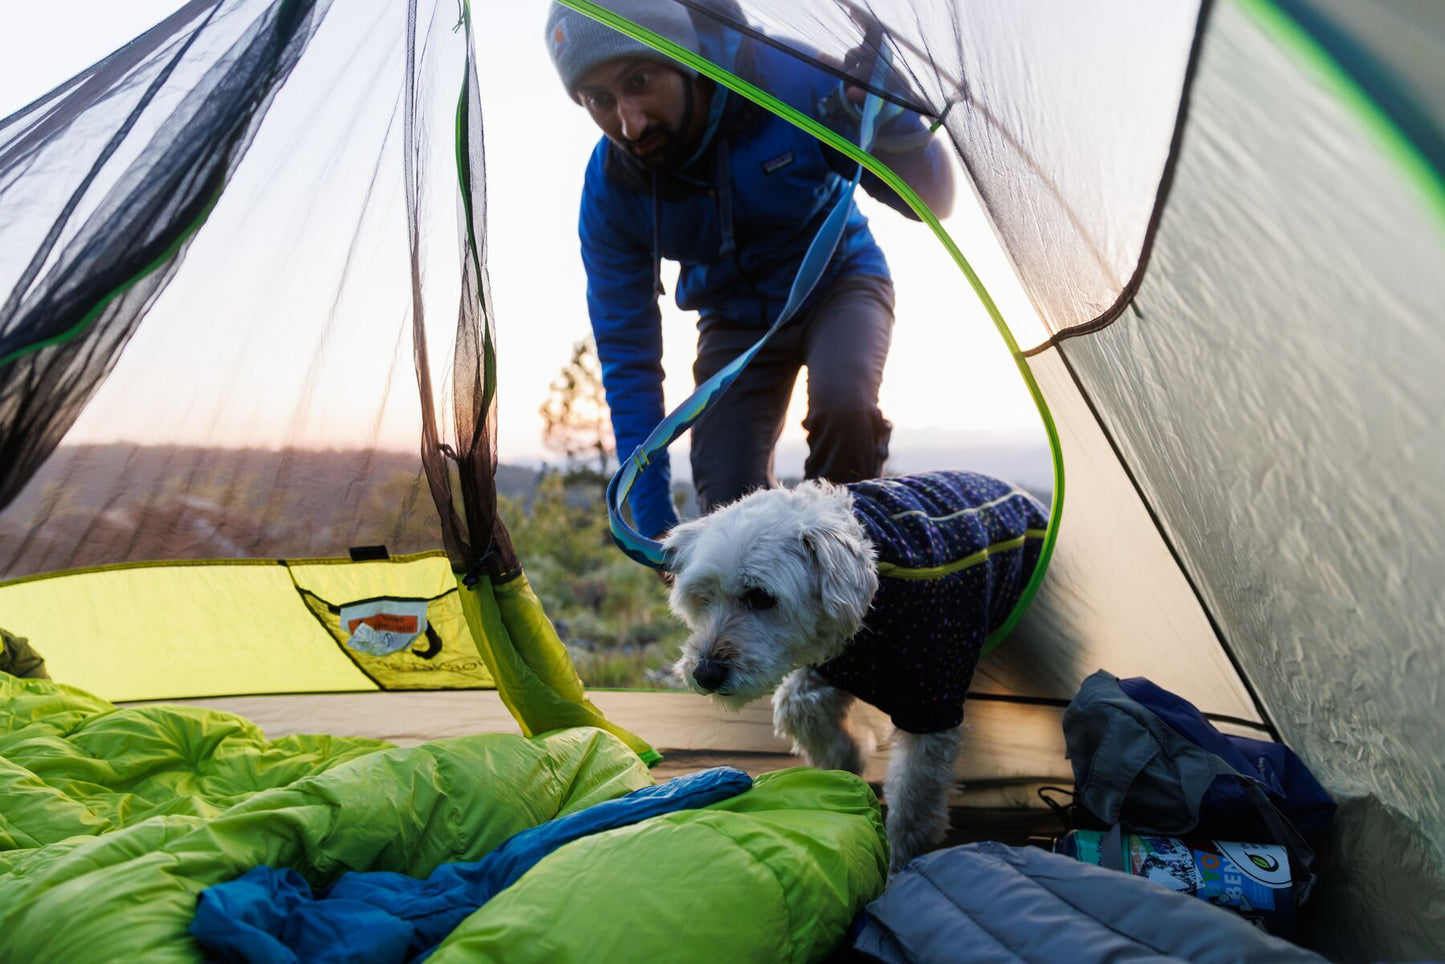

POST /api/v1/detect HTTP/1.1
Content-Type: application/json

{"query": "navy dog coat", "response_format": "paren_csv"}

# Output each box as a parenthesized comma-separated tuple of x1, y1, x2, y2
(815, 471, 1048, 734)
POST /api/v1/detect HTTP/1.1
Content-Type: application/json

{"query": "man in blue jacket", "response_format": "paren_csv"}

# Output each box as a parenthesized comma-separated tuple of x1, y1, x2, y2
(545, 2, 954, 540)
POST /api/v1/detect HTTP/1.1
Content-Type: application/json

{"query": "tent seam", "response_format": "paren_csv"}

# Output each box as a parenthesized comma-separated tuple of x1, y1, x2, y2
(1021, 0, 1216, 357)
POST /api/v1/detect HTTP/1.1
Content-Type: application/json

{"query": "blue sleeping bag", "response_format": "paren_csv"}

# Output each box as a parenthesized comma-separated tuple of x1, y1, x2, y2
(191, 767, 753, 963)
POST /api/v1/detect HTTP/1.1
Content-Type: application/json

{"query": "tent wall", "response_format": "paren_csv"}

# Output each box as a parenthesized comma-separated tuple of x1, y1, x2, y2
(0, 553, 491, 700)
(0, 0, 336, 514)
(1275, 0, 1445, 184)
(1052, 1, 1445, 956)
(983, 346, 1264, 727)
(0, 445, 445, 579)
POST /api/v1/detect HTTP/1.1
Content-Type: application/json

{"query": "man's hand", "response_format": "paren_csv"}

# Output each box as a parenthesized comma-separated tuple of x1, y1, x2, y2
(817, 49, 872, 106)
(841, 1, 887, 100)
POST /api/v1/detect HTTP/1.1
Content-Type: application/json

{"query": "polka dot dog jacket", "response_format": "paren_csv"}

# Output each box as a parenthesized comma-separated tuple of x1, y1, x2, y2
(816, 471, 1049, 734)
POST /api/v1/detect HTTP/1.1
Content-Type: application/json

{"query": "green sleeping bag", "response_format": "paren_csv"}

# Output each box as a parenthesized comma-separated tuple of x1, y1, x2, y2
(0, 673, 887, 962)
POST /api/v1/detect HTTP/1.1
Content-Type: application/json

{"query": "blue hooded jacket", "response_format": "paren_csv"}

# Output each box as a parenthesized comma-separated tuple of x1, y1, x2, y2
(577, 37, 950, 537)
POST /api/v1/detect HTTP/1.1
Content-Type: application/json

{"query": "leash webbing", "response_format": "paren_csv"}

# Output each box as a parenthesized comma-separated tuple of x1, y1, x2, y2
(607, 57, 896, 569)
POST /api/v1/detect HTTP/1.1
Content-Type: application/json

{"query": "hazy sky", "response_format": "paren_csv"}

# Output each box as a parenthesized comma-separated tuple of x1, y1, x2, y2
(1, 1, 1049, 473)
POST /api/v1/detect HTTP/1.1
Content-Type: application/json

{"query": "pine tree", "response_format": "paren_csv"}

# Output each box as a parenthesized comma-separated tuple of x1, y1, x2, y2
(539, 338, 615, 481)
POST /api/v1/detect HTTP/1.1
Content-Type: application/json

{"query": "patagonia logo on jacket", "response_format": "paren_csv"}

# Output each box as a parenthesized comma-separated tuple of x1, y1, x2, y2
(760, 151, 795, 174)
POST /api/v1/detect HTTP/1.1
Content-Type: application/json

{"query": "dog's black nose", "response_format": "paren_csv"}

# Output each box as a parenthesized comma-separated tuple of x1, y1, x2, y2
(692, 657, 729, 692)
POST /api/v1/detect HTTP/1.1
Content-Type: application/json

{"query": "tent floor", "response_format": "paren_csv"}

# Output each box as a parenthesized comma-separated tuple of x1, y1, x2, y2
(653, 748, 1067, 851)
(150, 689, 1073, 854)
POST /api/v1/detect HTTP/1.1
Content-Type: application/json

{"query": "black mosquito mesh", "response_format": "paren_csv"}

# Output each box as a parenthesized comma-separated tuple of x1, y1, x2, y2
(0, 0, 514, 580)
(0, 0, 1203, 581)
(0, 0, 331, 515)
(619, 0, 1205, 338)
(407, 0, 517, 581)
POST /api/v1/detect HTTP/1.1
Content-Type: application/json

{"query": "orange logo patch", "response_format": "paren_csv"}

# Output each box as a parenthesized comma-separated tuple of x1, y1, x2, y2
(348, 613, 420, 634)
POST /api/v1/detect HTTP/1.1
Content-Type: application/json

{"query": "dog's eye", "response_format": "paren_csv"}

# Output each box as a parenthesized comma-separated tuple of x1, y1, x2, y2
(742, 587, 776, 611)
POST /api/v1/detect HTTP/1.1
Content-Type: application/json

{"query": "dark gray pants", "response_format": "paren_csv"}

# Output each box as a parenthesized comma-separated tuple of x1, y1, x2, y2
(690, 273, 895, 515)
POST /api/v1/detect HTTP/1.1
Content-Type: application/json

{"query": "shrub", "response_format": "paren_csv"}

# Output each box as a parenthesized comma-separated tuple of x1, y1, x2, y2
(500, 472, 687, 689)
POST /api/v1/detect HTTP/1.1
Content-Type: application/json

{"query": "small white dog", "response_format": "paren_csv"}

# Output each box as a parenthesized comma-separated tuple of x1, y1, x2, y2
(662, 471, 1046, 871)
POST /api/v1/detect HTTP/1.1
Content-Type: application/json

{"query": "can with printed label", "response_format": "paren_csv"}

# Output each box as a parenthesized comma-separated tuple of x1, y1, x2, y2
(1057, 829, 1295, 936)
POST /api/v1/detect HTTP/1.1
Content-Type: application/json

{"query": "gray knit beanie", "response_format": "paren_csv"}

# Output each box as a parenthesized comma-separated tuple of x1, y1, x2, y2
(545, 1, 698, 99)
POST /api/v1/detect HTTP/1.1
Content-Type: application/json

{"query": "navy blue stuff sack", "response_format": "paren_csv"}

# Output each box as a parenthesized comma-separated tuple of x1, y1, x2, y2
(1115, 676, 1336, 842)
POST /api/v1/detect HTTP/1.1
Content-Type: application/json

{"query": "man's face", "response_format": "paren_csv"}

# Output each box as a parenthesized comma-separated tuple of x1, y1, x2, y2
(574, 57, 705, 169)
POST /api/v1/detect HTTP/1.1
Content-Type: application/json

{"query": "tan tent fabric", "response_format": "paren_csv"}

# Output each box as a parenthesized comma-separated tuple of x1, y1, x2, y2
(159, 690, 1075, 806)
(981, 347, 1263, 724)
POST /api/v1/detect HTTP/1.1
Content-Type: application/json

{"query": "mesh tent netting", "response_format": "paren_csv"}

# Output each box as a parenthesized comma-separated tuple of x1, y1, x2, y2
(0, 0, 511, 581)
(0, 0, 1203, 574)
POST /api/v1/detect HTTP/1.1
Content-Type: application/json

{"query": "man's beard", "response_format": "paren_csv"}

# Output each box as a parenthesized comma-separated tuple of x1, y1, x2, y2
(621, 81, 697, 171)
(622, 123, 684, 169)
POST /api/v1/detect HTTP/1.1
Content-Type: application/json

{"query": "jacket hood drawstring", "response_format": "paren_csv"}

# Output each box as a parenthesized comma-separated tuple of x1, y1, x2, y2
(651, 172, 665, 297)
(648, 88, 736, 297)
(715, 138, 736, 260)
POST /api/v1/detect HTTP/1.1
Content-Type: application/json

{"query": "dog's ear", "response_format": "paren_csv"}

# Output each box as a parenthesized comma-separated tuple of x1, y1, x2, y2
(661, 519, 704, 576)
(801, 524, 878, 640)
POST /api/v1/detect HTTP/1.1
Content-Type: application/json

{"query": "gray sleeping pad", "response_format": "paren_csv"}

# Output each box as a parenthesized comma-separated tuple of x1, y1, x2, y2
(854, 841, 1327, 963)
